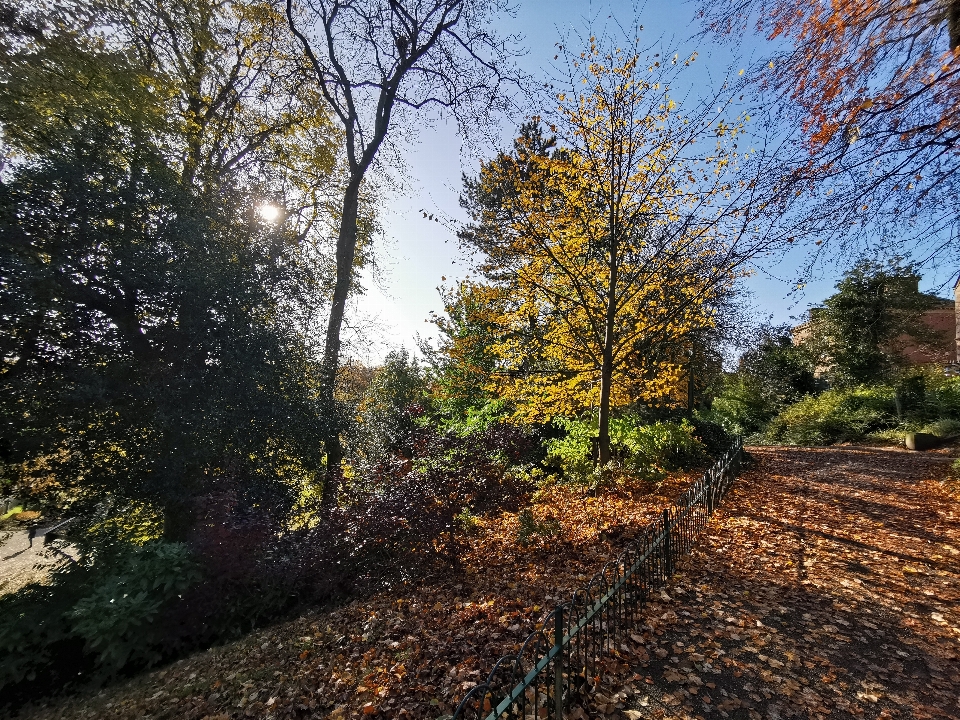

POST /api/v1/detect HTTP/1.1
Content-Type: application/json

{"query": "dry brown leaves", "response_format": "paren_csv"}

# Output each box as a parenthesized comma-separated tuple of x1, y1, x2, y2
(12, 472, 694, 720)
(15, 447, 960, 720)
(580, 446, 960, 720)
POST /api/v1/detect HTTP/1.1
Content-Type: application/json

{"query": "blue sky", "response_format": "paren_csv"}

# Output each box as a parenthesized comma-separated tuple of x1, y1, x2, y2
(348, 0, 954, 364)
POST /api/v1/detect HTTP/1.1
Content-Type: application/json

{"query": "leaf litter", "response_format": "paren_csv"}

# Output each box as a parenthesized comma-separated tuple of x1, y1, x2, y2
(13, 471, 699, 720)
(608, 446, 960, 720)
(13, 446, 960, 720)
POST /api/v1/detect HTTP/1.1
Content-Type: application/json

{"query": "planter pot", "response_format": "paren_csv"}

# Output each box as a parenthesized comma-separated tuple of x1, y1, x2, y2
(905, 432, 938, 451)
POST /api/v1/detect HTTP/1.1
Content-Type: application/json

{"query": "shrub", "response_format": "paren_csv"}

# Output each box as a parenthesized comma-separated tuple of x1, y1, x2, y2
(0, 540, 200, 703)
(688, 416, 735, 457)
(922, 376, 960, 420)
(68, 542, 200, 674)
(330, 421, 541, 569)
(920, 418, 960, 438)
(164, 503, 304, 645)
(546, 415, 707, 483)
(765, 386, 897, 445)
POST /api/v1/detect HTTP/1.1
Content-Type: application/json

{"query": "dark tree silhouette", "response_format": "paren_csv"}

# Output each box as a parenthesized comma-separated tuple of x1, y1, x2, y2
(285, 0, 520, 504)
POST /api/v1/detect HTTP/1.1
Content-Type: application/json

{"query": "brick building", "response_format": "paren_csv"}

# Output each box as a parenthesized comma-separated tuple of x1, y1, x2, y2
(793, 278, 958, 369)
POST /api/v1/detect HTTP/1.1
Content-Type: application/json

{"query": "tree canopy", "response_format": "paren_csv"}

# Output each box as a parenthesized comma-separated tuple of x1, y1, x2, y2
(700, 0, 960, 268)
(799, 260, 945, 387)
(0, 1, 341, 544)
(455, 34, 791, 462)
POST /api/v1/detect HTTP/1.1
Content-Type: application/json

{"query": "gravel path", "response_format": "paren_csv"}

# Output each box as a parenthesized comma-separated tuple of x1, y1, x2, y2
(0, 523, 74, 596)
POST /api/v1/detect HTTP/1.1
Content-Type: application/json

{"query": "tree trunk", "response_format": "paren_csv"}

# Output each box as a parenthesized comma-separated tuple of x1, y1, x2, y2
(597, 227, 619, 465)
(162, 501, 195, 543)
(950, 0, 960, 51)
(319, 174, 363, 507)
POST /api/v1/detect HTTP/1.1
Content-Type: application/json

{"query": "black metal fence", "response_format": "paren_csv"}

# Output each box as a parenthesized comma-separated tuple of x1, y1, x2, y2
(450, 436, 743, 720)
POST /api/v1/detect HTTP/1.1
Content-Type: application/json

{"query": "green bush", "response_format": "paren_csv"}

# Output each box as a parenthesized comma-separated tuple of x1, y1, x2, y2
(921, 376, 960, 420)
(689, 415, 735, 457)
(920, 418, 960, 438)
(0, 541, 199, 693)
(762, 375, 960, 447)
(68, 542, 200, 674)
(765, 386, 897, 445)
(546, 415, 707, 483)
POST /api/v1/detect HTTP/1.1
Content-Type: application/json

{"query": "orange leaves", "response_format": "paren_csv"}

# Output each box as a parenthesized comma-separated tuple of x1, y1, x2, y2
(615, 444, 960, 720)
(711, 0, 960, 166)
(27, 446, 960, 720)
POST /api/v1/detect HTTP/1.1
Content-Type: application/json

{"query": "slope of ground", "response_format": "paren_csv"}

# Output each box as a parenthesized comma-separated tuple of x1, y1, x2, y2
(11, 446, 959, 720)
(11, 470, 701, 720)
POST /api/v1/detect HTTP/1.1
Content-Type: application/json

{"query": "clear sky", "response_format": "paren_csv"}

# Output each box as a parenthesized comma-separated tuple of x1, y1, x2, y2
(347, 0, 955, 365)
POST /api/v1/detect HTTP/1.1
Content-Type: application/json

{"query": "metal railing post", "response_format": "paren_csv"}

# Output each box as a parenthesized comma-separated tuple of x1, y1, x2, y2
(707, 471, 715, 514)
(554, 605, 564, 719)
(663, 508, 673, 577)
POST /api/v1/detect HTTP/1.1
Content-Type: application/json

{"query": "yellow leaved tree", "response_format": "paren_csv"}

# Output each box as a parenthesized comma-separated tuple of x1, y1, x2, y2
(459, 30, 789, 463)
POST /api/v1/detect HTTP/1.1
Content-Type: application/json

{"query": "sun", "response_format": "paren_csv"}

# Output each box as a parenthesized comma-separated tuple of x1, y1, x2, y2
(257, 203, 281, 223)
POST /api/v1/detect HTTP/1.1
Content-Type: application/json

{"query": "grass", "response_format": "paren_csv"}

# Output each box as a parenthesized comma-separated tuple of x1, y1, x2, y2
(0, 506, 25, 522)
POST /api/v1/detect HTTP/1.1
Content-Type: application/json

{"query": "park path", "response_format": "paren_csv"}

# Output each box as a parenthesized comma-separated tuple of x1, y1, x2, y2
(615, 446, 960, 720)
(0, 523, 75, 596)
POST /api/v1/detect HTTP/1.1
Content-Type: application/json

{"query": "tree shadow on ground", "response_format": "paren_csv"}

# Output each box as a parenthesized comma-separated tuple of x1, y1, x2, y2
(620, 445, 960, 720)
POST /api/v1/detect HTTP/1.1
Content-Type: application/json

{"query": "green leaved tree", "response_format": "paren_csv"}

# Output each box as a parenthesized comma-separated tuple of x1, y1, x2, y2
(801, 260, 945, 387)
(0, 129, 327, 543)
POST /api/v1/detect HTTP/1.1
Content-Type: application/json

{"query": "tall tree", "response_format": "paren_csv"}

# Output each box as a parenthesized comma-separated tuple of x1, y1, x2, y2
(459, 33, 793, 463)
(0, 1, 340, 540)
(800, 260, 943, 386)
(699, 0, 960, 269)
(284, 0, 518, 503)
(0, 129, 326, 543)
(1, 0, 349, 253)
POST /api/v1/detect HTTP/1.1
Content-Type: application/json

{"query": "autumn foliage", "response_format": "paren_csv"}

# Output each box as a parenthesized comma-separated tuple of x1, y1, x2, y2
(454, 35, 781, 461)
(700, 0, 960, 262)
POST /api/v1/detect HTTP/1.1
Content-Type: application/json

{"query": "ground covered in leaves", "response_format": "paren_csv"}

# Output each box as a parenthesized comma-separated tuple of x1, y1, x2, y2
(11, 471, 698, 720)
(12, 447, 960, 720)
(586, 446, 960, 720)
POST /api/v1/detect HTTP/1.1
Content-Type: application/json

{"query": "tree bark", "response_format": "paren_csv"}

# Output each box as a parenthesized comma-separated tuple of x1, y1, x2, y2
(597, 219, 619, 465)
(948, 0, 960, 51)
(162, 500, 195, 543)
(319, 174, 363, 506)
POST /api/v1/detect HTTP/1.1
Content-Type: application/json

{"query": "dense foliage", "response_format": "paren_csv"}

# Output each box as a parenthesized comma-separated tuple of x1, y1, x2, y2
(0, 132, 327, 543)
(765, 374, 960, 446)
(546, 416, 710, 484)
(802, 261, 945, 386)
(706, 325, 820, 436)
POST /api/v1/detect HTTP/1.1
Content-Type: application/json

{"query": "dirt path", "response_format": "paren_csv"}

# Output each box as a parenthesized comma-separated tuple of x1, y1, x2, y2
(0, 524, 75, 596)
(618, 446, 960, 720)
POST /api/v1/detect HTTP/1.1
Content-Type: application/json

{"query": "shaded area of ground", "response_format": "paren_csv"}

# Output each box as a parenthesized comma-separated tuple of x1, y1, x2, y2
(11, 470, 704, 720)
(608, 447, 960, 720)
(10, 447, 959, 720)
